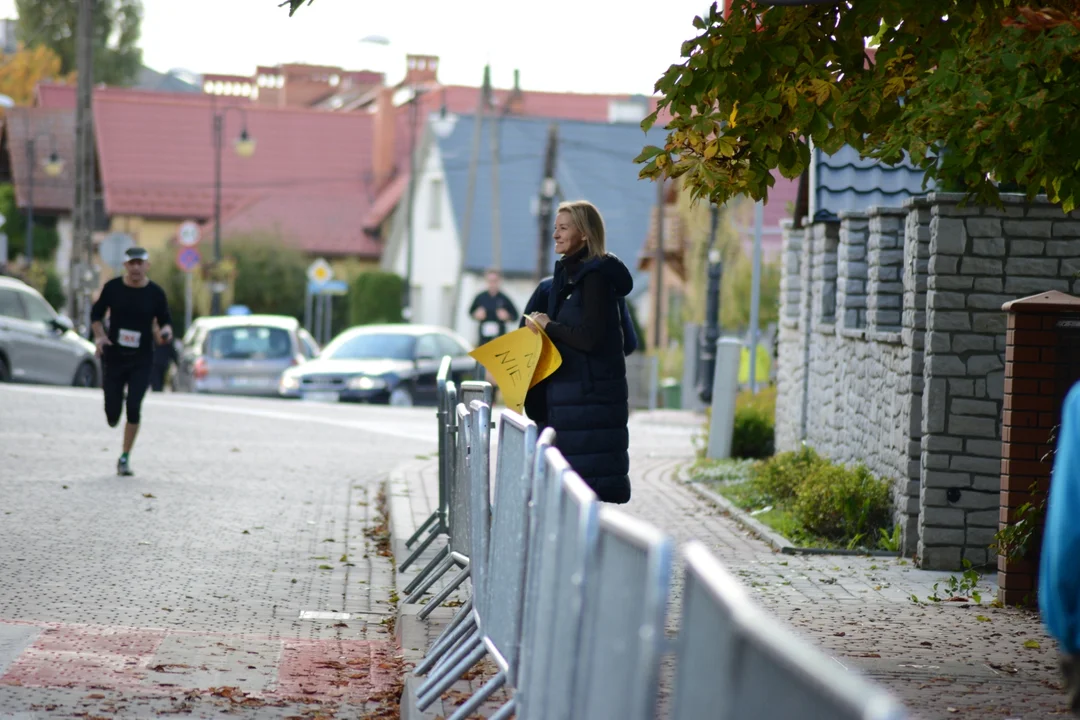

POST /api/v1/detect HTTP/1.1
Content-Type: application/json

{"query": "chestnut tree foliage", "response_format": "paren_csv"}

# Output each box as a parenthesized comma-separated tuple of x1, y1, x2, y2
(636, 2, 1080, 211)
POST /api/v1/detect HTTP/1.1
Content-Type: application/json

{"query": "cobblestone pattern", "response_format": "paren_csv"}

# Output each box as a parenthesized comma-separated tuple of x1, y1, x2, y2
(391, 411, 1070, 719)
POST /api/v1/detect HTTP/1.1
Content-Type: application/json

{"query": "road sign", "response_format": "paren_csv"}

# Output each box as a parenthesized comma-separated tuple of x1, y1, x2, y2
(306, 258, 333, 288)
(178, 221, 200, 247)
(176, 246, 201, 273)
(308, 279, 348, 296)
(99, 232, 135, 271)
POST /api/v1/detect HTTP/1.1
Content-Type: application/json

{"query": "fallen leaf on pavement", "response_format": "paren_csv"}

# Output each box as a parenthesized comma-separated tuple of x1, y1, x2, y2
(1024, 639, 1041, 649)
(976, 615, 991, 622)
(833, 632, 846, 637)
(920, 641, 932, 647)
(142, 493, 155, 498)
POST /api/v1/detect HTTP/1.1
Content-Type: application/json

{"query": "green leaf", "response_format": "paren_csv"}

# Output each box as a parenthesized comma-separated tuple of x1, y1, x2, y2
(1023, 639, 1041, 649)
(633, 145, 665, 164)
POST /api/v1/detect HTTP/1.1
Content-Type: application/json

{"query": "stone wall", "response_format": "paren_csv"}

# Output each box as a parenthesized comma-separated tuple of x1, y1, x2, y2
(775, 192, 1080, 569)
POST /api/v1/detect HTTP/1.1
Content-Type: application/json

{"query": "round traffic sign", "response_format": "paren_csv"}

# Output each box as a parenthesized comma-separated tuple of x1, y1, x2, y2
(306, 257, 333, 286)
(176, 246, 201, 273)
(178, 221, 200, 248)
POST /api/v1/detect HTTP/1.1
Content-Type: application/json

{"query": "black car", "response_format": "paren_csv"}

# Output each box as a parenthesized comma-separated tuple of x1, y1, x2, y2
(278, 324, 477, 406)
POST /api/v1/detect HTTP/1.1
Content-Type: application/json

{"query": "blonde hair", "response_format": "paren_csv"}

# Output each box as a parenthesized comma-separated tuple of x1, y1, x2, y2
(557, 200, 606, 259)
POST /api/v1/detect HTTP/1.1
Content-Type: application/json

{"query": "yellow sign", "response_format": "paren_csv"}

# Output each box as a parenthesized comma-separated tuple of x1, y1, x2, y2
(469, 325, 562, 413)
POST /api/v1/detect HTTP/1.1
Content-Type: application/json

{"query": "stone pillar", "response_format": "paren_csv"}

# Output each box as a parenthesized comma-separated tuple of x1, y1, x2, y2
(997, 290, 1080, 605)
(919, 192, 1080, 570)
(837, 212, 868, 331)
(774, 222, 806, 452)
(899, 198, 931, 553)
(866, 207, 908, 333)
(810, 221, 839, 327)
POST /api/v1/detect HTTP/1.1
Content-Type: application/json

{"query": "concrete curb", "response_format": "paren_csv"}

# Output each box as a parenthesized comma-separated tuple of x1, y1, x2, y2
(678, 466, 899, 558)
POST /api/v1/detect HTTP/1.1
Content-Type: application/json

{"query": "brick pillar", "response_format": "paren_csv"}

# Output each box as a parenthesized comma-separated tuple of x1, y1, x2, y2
(998, 290, 1080, 605)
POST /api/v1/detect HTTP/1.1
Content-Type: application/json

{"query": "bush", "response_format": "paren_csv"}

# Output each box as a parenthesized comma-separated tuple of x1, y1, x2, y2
(751, 445, 824, 502)
(736, 385, 776, 424)
(225, 234, 308, 320)
(731, 405, 774, 459)
(350, 271, 404, 326)
(792, 463, 892, 542)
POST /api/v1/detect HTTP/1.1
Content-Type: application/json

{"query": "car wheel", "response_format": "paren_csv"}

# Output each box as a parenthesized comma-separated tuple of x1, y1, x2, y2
(0, 355, 10, 382)
(388, 386, 414, 407)
(72, 361, 97, 388)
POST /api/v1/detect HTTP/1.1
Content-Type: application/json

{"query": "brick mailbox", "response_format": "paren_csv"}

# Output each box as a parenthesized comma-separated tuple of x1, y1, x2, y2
(998, 290, 1080, 605)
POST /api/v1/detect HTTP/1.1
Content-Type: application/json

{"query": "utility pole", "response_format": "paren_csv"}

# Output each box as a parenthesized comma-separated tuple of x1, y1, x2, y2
(70, 0, 96, 333)
(653, 179, 665, 350)
(449, 66, 489, 327)
(24, 137, 34, 264)
(748, 200, 764, 393)
(403, 87, 423, 320)
(489, 75, 501, 273)
(536, 122, 558, 282)
(698, 204, 723, 404)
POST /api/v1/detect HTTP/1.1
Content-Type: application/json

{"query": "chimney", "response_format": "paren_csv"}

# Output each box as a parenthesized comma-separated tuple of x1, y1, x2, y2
(404, 54, 439, 87)
(506, 69, 525, 115)
(372, 86, 396, 191)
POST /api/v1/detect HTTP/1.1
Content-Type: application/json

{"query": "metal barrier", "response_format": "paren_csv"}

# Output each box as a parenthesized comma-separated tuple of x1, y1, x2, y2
(569, 507, 673, 720)
(403, 380, 492, 607)
(399, 357, 455, 575)
(402, 379, 457, 593)
(672, 542, 908, 720)
(415, 401, 494, 710)
(513, 451, 600, 720)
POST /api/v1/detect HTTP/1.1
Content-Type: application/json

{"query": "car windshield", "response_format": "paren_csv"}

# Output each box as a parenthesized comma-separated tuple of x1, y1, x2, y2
(205, 326, 292, 360)
(326, 332, 415, 361)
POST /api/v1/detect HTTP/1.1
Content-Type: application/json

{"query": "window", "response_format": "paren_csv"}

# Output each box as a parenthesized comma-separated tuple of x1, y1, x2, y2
(428, 179, 443, 229)
(325, 332, 415, 361)
(204, 326, 292, 360)
(436, 334, 467, 358)
(415, 334, 440, 360)
(20, 291, 55, 324)
(298, 329, 320, 358)
(0, 289, 25, 319)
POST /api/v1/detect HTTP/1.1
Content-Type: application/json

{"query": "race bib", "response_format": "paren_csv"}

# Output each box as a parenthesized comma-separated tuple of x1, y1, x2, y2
(481, 321, 500, 338)
(118, 329, 141, 349)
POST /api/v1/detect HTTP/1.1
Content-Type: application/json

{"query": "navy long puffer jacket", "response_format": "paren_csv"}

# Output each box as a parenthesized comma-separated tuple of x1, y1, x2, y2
(521, 252, 636, 503)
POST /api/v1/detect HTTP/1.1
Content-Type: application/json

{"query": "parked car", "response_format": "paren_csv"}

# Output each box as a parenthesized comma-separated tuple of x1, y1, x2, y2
(175, 315, 318, 396)
(0, 276, 99, 387)
(278, 324, 477, 406)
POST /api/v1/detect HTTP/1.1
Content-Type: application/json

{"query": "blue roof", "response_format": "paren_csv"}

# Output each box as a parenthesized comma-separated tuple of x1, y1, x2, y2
(813, 144, 932, 221)
(434, 114, 666, 283)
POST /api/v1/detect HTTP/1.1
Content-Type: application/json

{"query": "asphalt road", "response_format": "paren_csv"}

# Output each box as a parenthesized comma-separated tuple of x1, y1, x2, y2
(0, 384, 436, 718)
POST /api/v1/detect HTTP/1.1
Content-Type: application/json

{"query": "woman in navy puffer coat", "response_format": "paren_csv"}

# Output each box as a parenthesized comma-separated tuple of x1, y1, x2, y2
(522, 200, 636, 504)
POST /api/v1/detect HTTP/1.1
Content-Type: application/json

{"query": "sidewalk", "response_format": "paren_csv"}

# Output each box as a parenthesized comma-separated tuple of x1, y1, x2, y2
(387, 410, 1069, 720)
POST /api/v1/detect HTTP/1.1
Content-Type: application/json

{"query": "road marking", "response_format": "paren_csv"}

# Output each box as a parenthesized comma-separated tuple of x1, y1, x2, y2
(299, 611, 351, 620)
(0, 386, 437, 444)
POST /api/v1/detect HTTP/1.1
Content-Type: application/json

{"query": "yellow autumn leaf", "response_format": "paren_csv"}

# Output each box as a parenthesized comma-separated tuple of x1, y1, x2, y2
(704, 139, 719, 160)
(1023, 639, 1041, 649)
(729, 101, 739, 127)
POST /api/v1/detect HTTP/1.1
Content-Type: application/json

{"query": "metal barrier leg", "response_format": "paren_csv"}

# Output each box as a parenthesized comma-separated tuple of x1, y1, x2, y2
(489, 698, 516, 720)
(403, 545, 449, 595)
(413, 611, 477, 677)
(399, 520, 445, 572)
(428, 595, 473, 650)
(445, 671, 507, 720)
(427, 624, 481, 681)
(421, 630, 482, 693)
(404, 554, 458, 605)
(405, 511, 440, 549)
(417, 565, 470, 620)
(416, 642, 487, 711)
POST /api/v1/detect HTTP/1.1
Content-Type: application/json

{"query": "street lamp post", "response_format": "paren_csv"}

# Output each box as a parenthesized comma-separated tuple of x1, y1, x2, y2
(210, 106, 255, 315)
(24, 134, 64, 265)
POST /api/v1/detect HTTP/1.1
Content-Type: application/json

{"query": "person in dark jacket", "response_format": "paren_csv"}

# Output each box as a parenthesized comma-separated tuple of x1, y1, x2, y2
(522, 200, 634, 504)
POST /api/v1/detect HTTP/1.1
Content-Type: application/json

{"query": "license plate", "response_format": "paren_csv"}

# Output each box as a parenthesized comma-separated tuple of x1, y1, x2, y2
(230, 376, 269, 387)
(302, 391, 340, 403)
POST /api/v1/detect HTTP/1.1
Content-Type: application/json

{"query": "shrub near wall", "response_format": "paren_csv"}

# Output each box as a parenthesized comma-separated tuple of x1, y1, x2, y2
(349, 271, 404, 326)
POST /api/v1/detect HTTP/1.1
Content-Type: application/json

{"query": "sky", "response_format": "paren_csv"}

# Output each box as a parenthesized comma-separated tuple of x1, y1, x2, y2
(0, 0, 714, 96)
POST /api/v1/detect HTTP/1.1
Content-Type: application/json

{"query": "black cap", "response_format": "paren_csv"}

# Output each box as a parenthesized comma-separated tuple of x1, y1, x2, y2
(124, 247, 150, 262)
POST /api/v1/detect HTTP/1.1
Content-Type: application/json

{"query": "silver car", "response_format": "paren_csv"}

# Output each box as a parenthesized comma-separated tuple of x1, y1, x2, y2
(0, 276, 100, 386)
(175, 314, 318, 396)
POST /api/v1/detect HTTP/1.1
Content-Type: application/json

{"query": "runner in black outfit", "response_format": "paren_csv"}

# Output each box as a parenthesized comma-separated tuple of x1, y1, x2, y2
(90, 247, 173, 476)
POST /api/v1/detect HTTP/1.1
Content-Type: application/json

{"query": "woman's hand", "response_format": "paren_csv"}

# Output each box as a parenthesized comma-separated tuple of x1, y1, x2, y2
(526, 312, 550, 333)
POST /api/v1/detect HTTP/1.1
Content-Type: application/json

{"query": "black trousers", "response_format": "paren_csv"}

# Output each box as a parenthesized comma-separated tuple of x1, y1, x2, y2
(102, 352, 153, 427)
